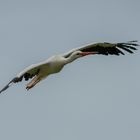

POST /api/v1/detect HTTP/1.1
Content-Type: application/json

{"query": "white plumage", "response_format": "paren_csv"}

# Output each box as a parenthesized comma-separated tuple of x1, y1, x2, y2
(0, 41, 138, 93)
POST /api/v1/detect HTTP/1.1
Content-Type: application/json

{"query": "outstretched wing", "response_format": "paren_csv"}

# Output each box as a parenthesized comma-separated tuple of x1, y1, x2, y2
(63, 41, 139, 58)
(0, 61, 48, 94)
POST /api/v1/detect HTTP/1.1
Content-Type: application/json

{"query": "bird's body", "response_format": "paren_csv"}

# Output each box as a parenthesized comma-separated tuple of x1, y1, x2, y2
(0, 41, 139, 93)
(46, 55, 66, 74)
(19, 55, 67, 90)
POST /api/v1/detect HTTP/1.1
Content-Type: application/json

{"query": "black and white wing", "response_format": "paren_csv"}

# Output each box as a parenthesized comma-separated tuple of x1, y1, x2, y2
(63, 41, 139, 58)
(0, 61, 48, 94)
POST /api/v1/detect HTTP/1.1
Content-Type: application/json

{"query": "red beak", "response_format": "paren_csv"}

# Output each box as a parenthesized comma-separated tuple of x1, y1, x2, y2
(80, 52, 97, 56)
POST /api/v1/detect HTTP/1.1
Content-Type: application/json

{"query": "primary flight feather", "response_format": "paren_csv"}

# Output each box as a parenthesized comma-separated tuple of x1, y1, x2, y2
(0, 41, 139, 94)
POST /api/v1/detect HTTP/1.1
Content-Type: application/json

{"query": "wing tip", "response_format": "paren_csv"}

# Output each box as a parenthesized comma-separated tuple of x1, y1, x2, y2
(117, 40, 139, 54)
(0, 77, 19, 94)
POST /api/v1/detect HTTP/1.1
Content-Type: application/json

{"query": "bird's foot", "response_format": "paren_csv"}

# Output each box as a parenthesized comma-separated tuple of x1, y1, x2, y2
(26, 84, 35, 90)
(26, 76, 41, 91)
(26, 85, 32, 90)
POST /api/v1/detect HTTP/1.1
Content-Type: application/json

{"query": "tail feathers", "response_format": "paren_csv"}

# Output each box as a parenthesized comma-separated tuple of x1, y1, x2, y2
(0, 77, 18, 94)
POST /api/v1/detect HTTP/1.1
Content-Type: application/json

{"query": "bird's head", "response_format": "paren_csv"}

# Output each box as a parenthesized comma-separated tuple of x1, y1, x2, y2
(71, 50, 96, 59)
(70, 51, 83, 59)
(65, 50, 96, 64)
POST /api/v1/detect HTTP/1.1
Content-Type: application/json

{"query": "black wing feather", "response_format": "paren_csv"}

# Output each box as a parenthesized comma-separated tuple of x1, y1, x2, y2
(0, 66, 41, 94)
(80, 41, 139, 55)
(16, 68, 40, 83)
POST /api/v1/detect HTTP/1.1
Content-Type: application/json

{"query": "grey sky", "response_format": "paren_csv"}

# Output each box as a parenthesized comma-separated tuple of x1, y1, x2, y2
(0, 0, 140, 140)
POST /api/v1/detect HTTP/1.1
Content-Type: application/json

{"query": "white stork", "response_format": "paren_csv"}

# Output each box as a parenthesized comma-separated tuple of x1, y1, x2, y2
(0, 41, 139, 93)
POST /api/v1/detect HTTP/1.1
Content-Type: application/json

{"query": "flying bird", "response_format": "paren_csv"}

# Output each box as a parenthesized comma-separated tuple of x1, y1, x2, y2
(0, 41, 139, 93)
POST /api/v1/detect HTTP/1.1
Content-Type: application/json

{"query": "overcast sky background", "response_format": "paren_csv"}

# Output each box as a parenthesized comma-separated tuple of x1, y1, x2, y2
(0, 0, 140, 140)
